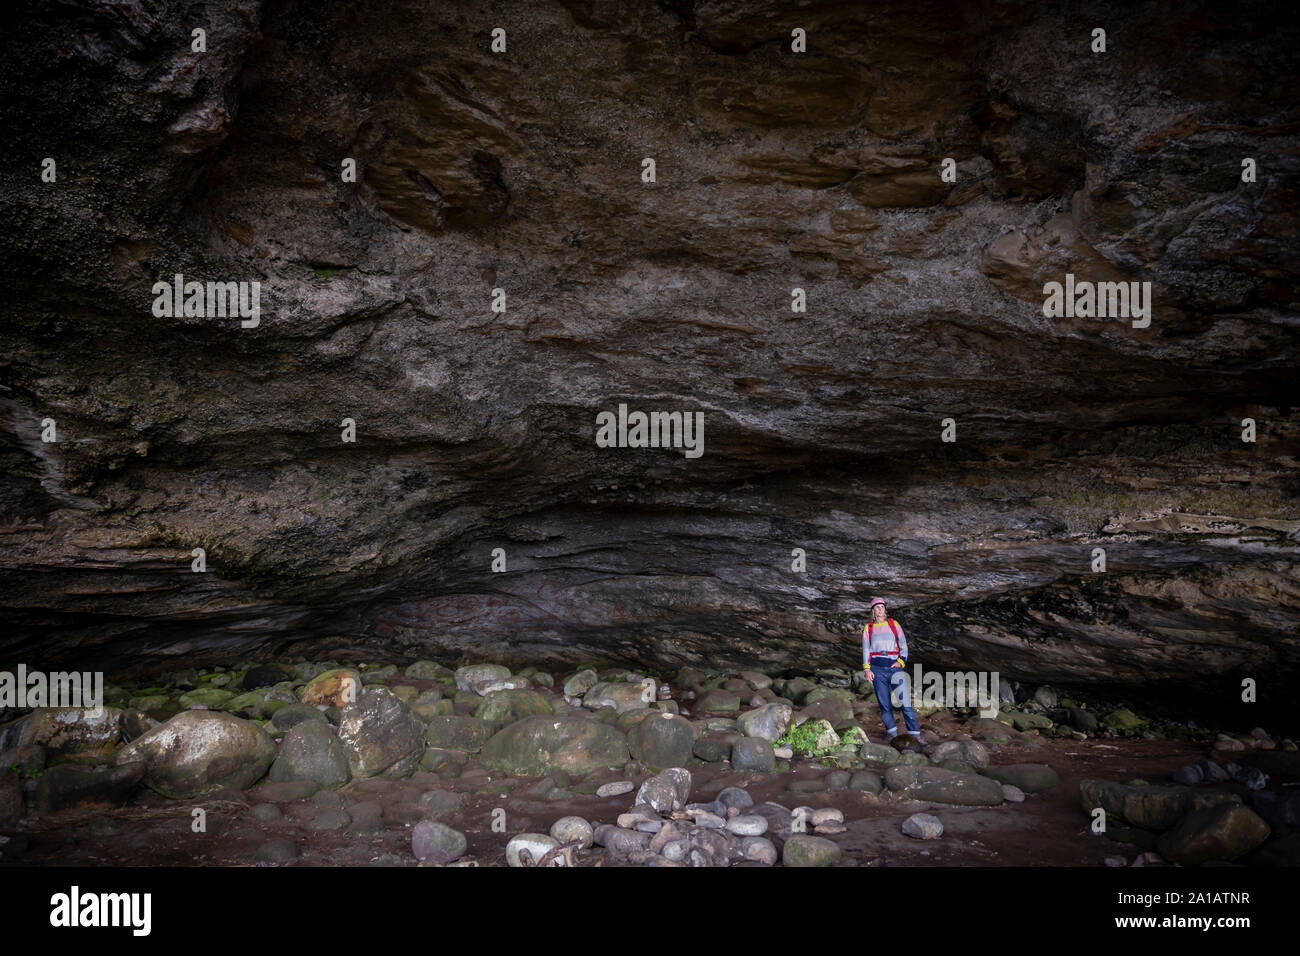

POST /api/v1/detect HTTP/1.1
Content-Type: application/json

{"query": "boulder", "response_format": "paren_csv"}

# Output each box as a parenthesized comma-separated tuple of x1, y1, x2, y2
(423, 715, 496, 753)
(1157, 804, 1271, 865)
(636, 767, 692, 813)
(563, 669, 599, 697)
(412, 821, 468, 863)
(300, 668, 362, 708)
(479, 714, 629, 776)
(454, 664, 511, 691)
(114, 711, 277, 797)
(736, 703, 793, 742)
(782, 835, 842, 866)
(629, 712, 696, 771)
(930, 739, 990, 770)
(884, 765, 1005, 806)
(0, 707, 124, 757)
(902, 812, 944, 839)
(269, 720, 351, 788)
(731, 736, 776, 773)
(583, 682, 652, 714)
(474, 689, 553, 724)
(32, 761, 145, 814)
(337, 688, 425, 778)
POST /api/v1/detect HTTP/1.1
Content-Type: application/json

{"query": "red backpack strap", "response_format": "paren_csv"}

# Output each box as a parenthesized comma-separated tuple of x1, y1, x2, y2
(887, 618, 900, 655)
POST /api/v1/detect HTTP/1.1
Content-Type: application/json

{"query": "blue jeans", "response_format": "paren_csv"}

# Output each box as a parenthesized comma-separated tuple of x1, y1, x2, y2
(870, 659, 920, 737)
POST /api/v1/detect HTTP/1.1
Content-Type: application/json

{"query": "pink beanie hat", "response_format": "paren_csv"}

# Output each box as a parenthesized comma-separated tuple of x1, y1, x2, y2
(869, 597, 886, 609)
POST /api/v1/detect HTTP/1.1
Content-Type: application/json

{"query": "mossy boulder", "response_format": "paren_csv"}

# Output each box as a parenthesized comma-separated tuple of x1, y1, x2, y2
(479, 715, 629, 776)
(474, 689, 553, 725)
(629, 712, 697, 771)
(423, 715, 496, 753)
(1101, 708, 1145, 734)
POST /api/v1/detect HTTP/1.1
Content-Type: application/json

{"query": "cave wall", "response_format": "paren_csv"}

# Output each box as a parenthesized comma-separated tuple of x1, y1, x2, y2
(1, 0, 1297, 722)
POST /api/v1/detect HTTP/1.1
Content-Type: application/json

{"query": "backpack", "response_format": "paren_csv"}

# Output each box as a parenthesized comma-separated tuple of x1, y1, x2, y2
(864, 618, 901, 656)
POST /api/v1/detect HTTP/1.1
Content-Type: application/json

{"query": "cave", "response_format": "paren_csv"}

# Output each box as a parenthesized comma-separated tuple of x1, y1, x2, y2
(1, 0, 1297, 878)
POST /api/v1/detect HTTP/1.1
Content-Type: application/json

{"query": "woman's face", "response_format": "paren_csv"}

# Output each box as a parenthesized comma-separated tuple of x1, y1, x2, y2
(873, 604, 887, 622)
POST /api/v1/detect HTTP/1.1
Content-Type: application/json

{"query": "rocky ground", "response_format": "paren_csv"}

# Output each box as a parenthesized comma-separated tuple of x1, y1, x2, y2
(2, 659, 1294, 867)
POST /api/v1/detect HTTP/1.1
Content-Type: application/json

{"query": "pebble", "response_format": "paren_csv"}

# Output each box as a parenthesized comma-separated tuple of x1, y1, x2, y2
(814, 823, 848, 835)
(618, 807, 662, 829)
(811, 808, 844, 826)
(902, 813, 943, 840)
(715, 785, 754, 813)
(740, 835, 778, 865)
(506, 832, 560, 867)
(550, 816, 594, 848)
(782, 834, 842, 867)
(412, 821, 468, 864)
(650, 821, 683, 852)
(594, 825, 650, 855)
(596, 781, 636, 798)
(1001, 784, 1026, 802)
(726, 814, 768, 836)
(1105, 856, 1127, 867)
(689, 809, 727, 829)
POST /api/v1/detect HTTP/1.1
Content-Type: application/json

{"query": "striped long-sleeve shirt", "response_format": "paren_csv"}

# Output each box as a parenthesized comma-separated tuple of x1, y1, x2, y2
(863, 618, 909, 669)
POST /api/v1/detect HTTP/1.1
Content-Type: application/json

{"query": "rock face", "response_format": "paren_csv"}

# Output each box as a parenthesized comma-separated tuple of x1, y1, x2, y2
(0, 1, 1296, 722)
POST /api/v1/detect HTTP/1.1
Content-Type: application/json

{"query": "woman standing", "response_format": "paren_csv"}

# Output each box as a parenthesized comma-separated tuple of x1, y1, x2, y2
(862, 597, 924, 746)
